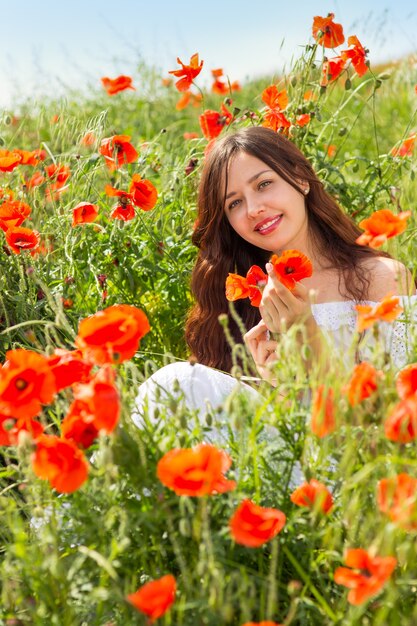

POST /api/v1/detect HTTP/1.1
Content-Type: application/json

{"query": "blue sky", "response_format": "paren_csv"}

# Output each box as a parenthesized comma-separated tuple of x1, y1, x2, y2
(0, 0, 416, 108)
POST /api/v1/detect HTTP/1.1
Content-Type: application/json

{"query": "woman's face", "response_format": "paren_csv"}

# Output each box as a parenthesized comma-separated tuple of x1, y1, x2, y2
(224, 151, 309, 254)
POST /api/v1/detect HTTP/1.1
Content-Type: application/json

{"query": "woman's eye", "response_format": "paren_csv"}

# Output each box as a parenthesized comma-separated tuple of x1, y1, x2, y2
(258, 180, 272, 190)
(228, 199, 241, 210)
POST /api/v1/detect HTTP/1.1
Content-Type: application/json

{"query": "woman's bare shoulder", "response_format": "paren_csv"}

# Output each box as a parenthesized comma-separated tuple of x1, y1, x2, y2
(361, 256, 416, 299)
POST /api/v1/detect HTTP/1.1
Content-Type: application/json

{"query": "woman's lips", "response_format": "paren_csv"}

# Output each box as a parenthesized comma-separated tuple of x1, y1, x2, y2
(255, 214, 283, 235)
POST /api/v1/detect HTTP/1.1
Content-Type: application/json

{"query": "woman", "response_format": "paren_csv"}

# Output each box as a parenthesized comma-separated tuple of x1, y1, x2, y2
(133, 126, 415, 424)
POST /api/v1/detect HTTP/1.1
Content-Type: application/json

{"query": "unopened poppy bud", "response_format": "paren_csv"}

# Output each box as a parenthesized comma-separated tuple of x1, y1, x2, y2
(287, 580, 302, 596)
(26, 266, 34, 275)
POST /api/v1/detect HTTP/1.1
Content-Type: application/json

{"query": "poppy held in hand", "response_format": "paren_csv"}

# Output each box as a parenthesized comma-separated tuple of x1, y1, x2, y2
(5, 226, 40, 254)
(32, 434, 89, 493)
(99, 135, 138, 171)
(312, 13, 345, 48)
(127, 574, 176, 621)
(169, 53, 203, 92)
(377, 473, 417, 531)
(157, 443, 236, 496)
(269, 250, 313, 290)
(229, 499, 286, 547)
(225, 265, 268, 307)
(290, 479, 333, 514)
(334, 548, 396, 605)
(101, 75, 135, 95)
(72, 202, 99, 227)
(75, 304, 150, 365)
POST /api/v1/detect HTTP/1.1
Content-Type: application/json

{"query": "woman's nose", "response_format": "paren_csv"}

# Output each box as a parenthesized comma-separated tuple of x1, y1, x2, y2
(247, 200, 266, 218)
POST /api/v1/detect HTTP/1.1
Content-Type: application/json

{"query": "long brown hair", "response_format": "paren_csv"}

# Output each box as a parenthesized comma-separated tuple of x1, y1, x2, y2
(185, 126, 387, 372)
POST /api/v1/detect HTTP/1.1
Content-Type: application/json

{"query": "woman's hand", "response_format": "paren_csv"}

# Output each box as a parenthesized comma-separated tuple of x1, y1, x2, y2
(259, 263, 314, 333)
(244, 320, 279, 385)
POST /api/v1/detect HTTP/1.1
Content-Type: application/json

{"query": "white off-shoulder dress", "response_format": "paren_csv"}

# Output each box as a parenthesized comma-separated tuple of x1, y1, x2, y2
(132, 297, 417, 428)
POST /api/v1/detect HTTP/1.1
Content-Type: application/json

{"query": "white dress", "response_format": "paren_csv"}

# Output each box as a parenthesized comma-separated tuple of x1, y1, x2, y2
(132, 297, 417, 428)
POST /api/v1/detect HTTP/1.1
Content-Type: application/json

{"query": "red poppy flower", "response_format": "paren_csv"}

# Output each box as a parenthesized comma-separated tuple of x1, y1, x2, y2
(0, 200, 31, 232)
(101, 75, 135, 95)
(157, 443, 236, 496)
(105, 184, 136, 220)
(290, 479, 333, 514)
(262, 110, 291, 133)
(0, 349, 56, 419)
(269, 250, 313, 290)
(343, 361, 380, 407)
(75, 304, 150, 365)
(225, 273, 250, 301)
(26, 171, 45, 189)
(296, 114, 311, 127)
(225, 265, 268, 307)
(47, 349, 92, 393)
(72, 202, 99, 227)
(391, 134, 416, 158)
(261, 86, 288, 110)
(129, 174, 158, 211)
(229, 499, 286, 547)
(246, 265, 268, 306)
(14, 148, 45, 166)
(0, 149, 22, 172)
(45, 163, 71, 187)
(212, 79, 229, 95)
(99, 135, 138, 171)
(0, 414, 44, 446)
(311, 385, 336, 437)
(385, 397, 417, 443)
(127, 574, 176, 621)
(334, 548, 396, 605)
(242, 622, 283, 626)
(4, 226, 40, 255)
(183, 132, 199, 140)
(68, 365, 120, 434)
(61, 409, 99, 449)
(312, 13, 345, 48)
(210, 70, 228, 95)
(356, 208, 411, 248)
(342, 36, 368, 77)
(199, 109, 229, 140)
(396, 363, 417, 399)
(32, 434, 89, 493)
(169, 53, 204, 92)
(377, 473, 417, 531)
(110, 203, 136, 221)
(355, 296, 403, 332)
(320, 56, 346, 86)
(80, 131, 96, 146)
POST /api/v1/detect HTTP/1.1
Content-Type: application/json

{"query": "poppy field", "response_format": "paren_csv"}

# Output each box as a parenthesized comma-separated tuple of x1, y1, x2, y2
(1, 13, 417, 625)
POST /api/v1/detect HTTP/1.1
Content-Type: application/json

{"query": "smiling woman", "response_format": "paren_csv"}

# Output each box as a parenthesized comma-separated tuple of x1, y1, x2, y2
(133, 126, 416, 426)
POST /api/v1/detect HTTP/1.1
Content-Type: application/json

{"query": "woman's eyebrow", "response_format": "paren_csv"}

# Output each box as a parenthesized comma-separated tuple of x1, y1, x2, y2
(225, 169, 273, 200)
